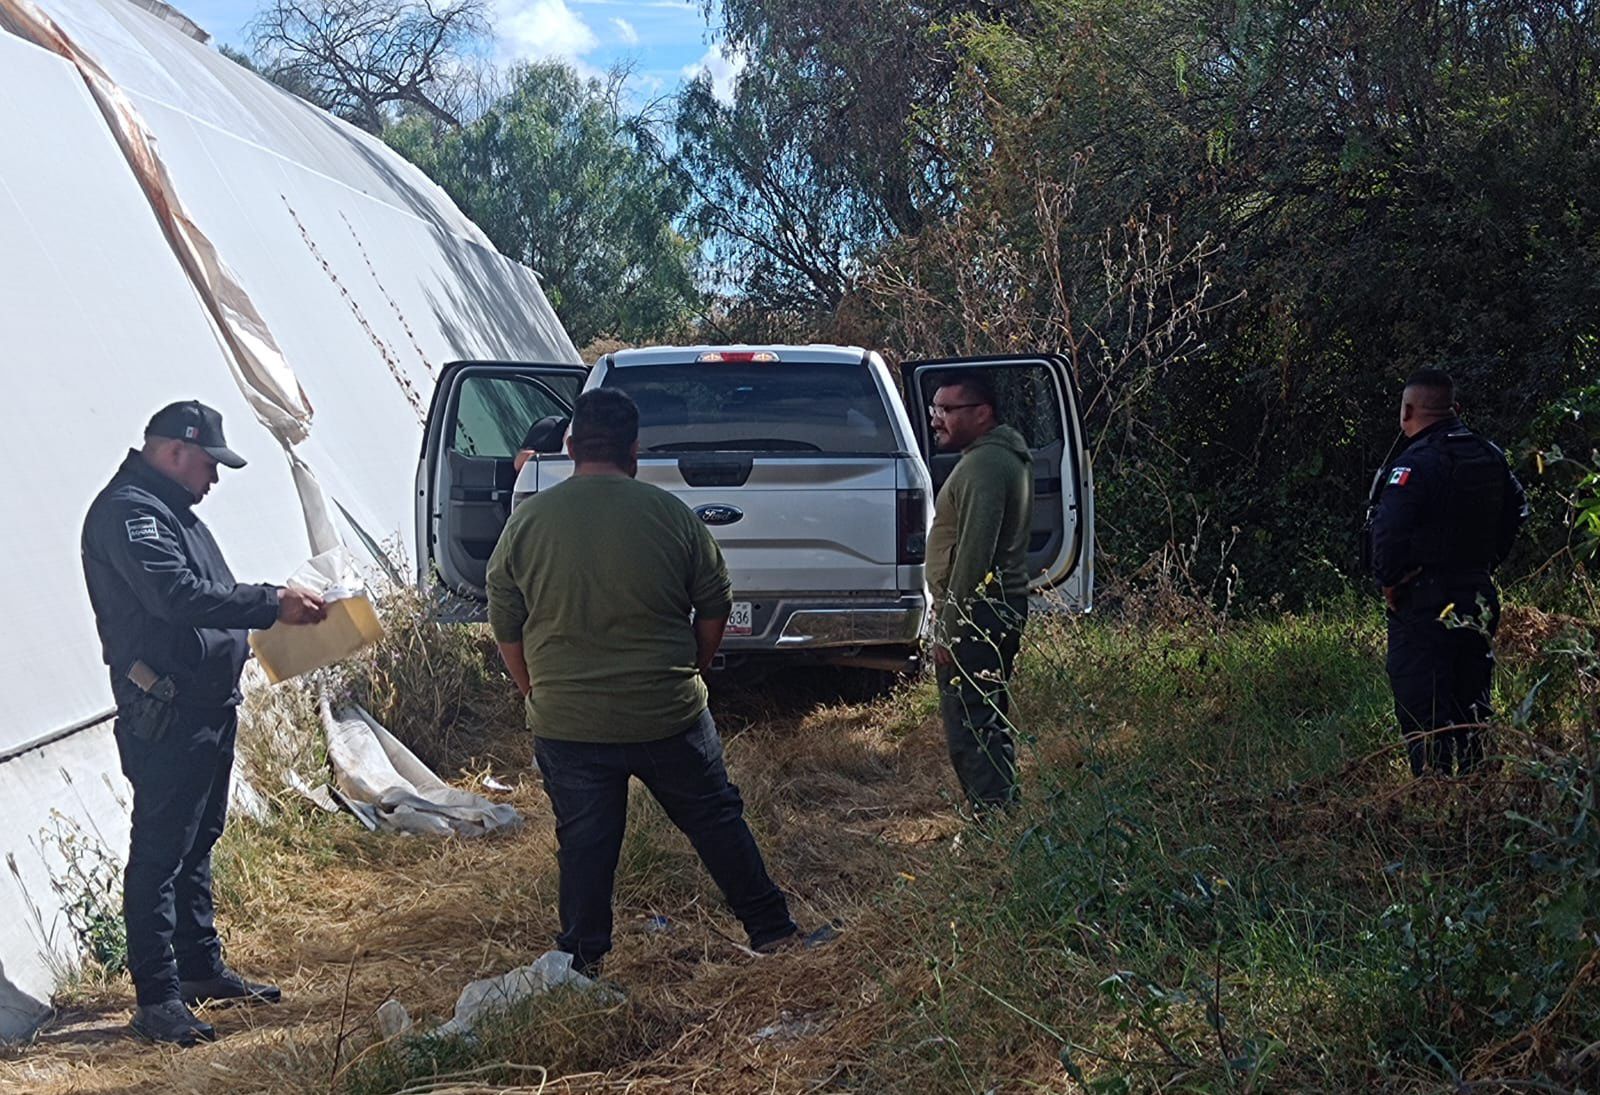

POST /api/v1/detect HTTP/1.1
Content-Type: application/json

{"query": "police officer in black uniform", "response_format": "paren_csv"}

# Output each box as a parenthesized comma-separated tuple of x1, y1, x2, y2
(1367, 370, 1528, 777)
(81, 401, 327, 1045)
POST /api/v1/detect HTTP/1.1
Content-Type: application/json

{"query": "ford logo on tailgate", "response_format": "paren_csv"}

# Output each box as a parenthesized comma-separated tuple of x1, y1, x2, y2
(695, 504, 744, 526)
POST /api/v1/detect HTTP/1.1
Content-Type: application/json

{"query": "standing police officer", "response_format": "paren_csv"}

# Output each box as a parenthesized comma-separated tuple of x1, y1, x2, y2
(81, 401, 326, 1045)
(1368, 370, 1527, 777)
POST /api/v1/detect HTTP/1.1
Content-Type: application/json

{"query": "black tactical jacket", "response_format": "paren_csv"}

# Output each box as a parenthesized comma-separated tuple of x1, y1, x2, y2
(1368, 417, 1528, 597)
(81, 452, 281, 709)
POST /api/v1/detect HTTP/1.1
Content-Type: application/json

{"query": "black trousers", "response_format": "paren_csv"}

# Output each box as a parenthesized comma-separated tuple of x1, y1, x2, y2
(114, 706, 236, 1005)
(936, 598, 1027, 810)
(1386, 584, 1499, 777)
(532, 709, 796, 974)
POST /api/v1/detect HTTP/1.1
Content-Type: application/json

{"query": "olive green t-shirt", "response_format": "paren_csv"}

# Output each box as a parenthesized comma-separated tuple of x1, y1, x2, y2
(486, 475, 733, 743)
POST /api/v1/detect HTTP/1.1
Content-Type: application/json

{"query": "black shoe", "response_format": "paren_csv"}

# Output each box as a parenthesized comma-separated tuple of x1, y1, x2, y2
(180, 968, 282, 1007)
(130, 1000, 217, 1046)
(754, 924, 841, 955)
(799, 923, 842, 950)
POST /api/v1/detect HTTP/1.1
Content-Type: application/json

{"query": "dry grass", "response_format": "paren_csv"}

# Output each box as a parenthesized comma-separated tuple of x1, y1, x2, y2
(6, 596, 1598, 1094)
(1, 664, 979, 1095)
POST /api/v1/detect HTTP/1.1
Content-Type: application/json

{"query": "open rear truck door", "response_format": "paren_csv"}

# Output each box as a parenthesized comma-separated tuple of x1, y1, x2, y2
(905, 354, 1093, 609)
(416, 361, 587, 616)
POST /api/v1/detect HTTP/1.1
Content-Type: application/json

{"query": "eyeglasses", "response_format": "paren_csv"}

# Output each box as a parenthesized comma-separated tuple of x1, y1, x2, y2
(928, 402, 984, 418)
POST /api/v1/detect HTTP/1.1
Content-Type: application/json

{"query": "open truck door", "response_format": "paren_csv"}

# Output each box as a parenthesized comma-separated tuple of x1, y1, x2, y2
(906, 354, 1094, 610)
(416, 361, 587, 617)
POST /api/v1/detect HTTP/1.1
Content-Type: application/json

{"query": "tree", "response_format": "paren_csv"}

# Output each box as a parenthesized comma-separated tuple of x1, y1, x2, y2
(677, 0, 1600, 599)
(387, 64, 701, 345)
(672, 69, 868, 330)
(916, 0, 1600, 596)
(674, 0, 1009, 328)
(248, 0, 489, 132)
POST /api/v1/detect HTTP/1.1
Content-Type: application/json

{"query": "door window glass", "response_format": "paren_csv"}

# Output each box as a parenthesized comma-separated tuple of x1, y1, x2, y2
(452, 375, 575, 457)
(921, 363, 1065, 449)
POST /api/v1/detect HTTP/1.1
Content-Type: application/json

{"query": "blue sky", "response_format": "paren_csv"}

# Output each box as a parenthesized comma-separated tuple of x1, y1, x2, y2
(182, 0, 740, 104)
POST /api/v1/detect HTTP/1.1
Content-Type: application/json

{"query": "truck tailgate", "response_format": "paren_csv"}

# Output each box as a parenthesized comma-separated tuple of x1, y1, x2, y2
(533, 455, 901, 593)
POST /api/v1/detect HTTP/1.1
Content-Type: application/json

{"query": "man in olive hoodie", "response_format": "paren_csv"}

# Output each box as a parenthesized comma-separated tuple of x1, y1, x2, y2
(926, 373, 1034, 811)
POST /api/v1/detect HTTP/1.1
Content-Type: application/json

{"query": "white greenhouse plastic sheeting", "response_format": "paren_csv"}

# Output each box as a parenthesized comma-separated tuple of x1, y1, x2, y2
(0, 0, 578, 1038)
(321, 701, 523, 837)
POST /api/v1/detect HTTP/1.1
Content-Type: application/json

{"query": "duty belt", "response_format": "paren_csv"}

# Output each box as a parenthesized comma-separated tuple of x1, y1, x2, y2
(1414, 567, 1493, 588)
(126, 660, 178, 702)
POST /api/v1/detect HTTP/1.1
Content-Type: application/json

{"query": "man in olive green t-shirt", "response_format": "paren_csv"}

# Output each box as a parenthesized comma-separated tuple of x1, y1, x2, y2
(926, 372, 1033, 811)
(486, 388, 800, 974)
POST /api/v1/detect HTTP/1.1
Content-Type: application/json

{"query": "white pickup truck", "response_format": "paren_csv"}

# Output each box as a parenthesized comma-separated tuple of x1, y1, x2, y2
(416, 346, 1093, 674)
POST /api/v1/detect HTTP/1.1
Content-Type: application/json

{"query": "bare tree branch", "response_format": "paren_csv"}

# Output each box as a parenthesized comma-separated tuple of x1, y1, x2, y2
(249, 0, 489, 131)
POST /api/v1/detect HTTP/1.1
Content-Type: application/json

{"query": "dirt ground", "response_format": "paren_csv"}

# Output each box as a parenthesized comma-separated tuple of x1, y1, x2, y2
(0, 679, 977, 1095)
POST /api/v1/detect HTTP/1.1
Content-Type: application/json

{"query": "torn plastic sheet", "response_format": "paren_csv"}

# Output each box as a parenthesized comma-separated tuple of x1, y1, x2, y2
(0, 0, 348, 570)
(286, 453, 342, 558)
(374, 998, 413, 1041)
(432, 951, 619, 1039)
(320, 699, 521, 838)
(0, 0, 314, 447)
(283, 770, 340, 814)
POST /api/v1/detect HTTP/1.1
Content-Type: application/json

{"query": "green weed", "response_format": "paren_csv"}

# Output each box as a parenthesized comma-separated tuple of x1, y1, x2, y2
(38, 811, 127, 993)
(866, 605, 1600, 1092)
(339, 984, 669, 1095)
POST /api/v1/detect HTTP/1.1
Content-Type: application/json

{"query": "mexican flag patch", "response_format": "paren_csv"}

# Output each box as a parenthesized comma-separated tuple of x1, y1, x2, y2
(1388, 466, 1412, 486)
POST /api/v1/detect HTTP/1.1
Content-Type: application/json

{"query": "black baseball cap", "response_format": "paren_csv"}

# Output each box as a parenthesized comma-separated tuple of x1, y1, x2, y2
(145, 400, 248, 469)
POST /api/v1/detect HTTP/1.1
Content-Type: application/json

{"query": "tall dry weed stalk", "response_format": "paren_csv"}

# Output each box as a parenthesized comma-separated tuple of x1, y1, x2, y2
(861, 161, 1242, 602)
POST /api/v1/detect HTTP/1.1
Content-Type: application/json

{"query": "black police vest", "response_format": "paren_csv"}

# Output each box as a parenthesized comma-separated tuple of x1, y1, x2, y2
(1414, 429, 1508, 573)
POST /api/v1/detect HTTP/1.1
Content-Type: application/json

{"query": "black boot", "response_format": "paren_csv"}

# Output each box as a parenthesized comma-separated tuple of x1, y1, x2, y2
(180, 968, 282, 1006)
(130, 999, 217, 1046)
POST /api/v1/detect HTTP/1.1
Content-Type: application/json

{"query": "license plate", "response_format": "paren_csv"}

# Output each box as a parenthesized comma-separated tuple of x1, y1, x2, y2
(727, 601, 753, 636)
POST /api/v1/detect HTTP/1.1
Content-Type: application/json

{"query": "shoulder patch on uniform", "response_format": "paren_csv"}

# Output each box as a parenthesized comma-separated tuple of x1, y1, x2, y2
(125, 516, 160, 543)
(1388, 467, 1412, 486)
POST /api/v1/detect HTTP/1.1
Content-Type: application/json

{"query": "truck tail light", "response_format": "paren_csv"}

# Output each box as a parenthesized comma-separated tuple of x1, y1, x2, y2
(696, 350, 780, 363)
(897, 488, 927, 565)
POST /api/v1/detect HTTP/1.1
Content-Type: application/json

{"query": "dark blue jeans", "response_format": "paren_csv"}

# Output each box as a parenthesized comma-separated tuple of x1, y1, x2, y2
(533, 709, 796, 973)
(114, 706, 235, 1005)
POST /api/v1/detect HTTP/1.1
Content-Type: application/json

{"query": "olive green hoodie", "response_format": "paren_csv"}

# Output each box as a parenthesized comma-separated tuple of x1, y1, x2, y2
(926, 424, 1033, 635)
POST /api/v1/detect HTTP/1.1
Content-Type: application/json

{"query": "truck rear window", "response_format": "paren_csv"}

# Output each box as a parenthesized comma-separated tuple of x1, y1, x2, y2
(600, 362, 901, 454)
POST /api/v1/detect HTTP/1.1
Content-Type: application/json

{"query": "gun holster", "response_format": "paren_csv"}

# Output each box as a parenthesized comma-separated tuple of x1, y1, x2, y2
(123, 660, 181, 742)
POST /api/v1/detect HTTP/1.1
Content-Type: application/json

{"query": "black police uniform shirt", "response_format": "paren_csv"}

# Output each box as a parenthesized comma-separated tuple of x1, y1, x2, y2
(81, 451, 281, 710)
(1368, 416, 1528, 604)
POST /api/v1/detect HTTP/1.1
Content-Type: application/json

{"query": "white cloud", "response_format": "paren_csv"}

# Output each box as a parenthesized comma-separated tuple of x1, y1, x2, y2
(494, 0, 600, 62)
(610, 16, 639, 44)
(573, 0, 695, 8)
(682, 43, 746, 104)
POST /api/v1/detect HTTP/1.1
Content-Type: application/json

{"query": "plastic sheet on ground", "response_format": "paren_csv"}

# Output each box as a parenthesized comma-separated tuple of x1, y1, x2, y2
(433, 951, 620, 1039)
(283, 770, 341, 813)
(374, 998, 413, 1041)
(320, 699, 521, 837)
(750, 1011, 824, 1044)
